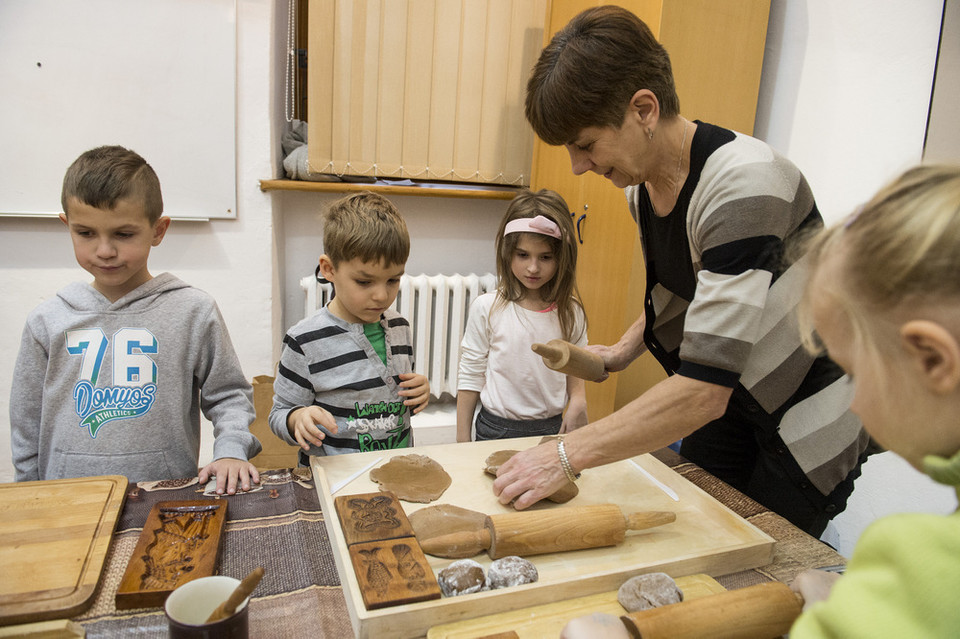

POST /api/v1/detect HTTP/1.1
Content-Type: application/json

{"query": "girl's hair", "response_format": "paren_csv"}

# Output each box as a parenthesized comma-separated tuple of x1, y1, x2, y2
(494, 189, 585, 342)
(800, 164, 960, 361)
(322, 191, 409, 267)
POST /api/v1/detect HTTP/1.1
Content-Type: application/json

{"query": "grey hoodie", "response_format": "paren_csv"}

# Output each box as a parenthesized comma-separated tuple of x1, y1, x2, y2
(10, 273, 260, 483)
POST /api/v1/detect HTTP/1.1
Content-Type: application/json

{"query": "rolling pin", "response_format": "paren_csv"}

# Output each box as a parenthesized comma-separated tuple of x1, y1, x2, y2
(531, 339, 605, 381)
(420, 504, 675, 559)
(619, 581, 803, 639)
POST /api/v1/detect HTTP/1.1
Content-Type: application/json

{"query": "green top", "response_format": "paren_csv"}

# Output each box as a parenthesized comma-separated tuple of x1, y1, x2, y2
(364, 321, 387, 366)
(790, 449, 960, 638)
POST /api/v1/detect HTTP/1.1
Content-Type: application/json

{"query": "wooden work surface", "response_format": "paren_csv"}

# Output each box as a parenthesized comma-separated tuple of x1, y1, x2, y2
(0, 475, 127, 626)
(312, 438, 775, 638)
(427, 572, 726, 638)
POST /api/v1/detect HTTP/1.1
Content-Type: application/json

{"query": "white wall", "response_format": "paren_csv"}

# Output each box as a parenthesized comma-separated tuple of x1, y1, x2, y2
(0, 0, 956, 557)
(755, 0, 956, 556)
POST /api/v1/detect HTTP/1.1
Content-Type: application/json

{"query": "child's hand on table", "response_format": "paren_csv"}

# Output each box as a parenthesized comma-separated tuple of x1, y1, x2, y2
(199, 457, 261, 495)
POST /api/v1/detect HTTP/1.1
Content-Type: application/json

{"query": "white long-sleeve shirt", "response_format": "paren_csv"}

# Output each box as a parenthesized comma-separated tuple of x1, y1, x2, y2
(457, 293, 586, 420)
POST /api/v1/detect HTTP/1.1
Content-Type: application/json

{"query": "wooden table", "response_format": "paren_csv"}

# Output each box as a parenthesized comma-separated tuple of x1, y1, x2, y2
(3, 448, 843, 638)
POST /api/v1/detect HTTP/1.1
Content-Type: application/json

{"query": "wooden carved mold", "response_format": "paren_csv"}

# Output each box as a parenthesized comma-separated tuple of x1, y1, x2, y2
(115, 500, 228, 609)
(347, 539, 442, 609)
(335, 491, 441, 609)
(334, 491, 415, 546)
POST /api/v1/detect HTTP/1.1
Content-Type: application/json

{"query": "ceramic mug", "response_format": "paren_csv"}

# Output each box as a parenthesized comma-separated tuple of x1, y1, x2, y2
(164, 576, 249, 639)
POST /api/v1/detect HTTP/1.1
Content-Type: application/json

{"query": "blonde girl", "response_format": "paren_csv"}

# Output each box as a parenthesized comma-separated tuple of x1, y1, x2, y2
(457, 189, 588, 441)
(790, 164, 960, 636)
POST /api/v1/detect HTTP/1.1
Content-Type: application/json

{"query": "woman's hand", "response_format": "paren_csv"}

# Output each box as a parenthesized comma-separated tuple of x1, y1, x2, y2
(492, 440, 570, 509)
(585, 315, 648, 381)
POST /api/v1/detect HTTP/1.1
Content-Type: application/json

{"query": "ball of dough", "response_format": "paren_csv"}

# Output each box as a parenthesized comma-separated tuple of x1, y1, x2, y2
(437, 559, 485, 597)
(485, 556, 539, 589)
(617, 572, 683, 612)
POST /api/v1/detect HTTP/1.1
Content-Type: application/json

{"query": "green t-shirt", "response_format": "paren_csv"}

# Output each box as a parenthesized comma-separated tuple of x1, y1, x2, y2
(364, 321, 387, 365)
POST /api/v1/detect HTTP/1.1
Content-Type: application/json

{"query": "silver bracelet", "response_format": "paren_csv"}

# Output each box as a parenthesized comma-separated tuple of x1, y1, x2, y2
(557, 436, 580, 483)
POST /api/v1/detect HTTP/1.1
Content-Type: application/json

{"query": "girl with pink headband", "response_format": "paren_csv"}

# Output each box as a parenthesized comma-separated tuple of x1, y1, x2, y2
(456, 189, 589, 442)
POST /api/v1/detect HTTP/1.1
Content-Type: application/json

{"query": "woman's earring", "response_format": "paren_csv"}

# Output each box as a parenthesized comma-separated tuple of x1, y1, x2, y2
(648, 129, 654, 140)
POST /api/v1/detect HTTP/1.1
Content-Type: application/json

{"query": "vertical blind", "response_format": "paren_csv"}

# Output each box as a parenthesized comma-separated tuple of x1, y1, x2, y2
(308, 0, 547, 186)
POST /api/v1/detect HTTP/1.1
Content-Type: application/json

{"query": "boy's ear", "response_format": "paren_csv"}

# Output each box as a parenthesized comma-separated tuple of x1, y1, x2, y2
(152, 216, 171, 246)
(59, 212, 68, 225)
(900, 320, 960, 394)
(318, 254, 336, 280)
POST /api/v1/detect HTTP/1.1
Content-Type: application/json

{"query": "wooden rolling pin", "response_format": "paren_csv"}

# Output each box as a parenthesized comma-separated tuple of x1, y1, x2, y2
(420, 504, 675, 559)
(532, 339, 605, 381)
(620, 582, 803, 639)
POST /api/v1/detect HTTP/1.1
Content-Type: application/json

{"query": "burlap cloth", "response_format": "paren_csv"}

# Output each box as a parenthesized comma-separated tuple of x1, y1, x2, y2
(650, 447, 845, 590)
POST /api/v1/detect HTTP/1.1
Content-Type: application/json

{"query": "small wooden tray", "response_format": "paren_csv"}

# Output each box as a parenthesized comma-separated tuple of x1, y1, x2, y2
(427, 573, 726, 638)
(115, 500, 227, 609)
(334, 491, 415, 546)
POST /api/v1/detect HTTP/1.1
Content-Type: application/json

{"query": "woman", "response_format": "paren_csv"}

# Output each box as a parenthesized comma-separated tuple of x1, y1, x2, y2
(493, 5, 869, 536)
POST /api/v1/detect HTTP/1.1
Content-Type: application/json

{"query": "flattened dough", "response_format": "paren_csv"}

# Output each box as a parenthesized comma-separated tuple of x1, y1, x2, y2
(369, 454, 452, 503)
(409, 504, 488, 558)
(484, 448, 579, 503)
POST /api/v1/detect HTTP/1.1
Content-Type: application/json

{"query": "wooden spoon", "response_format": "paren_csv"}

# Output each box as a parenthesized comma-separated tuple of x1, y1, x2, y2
(205, 566, 265, 623)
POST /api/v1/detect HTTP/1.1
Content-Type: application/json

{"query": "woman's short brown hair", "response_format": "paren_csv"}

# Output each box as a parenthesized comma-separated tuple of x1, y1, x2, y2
(525, 5, 679, 146)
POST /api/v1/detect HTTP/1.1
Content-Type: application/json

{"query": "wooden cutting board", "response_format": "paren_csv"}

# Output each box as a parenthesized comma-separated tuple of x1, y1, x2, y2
(0, 475, 128, 625)
(427, 573, 726, 638)
(312, 438, 775, 639)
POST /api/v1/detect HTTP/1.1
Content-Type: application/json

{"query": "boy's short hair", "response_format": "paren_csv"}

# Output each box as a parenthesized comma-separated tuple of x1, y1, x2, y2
(61, 145, 164, 223)
(525, 5, 680, 146)
(322, 192, 410, 266)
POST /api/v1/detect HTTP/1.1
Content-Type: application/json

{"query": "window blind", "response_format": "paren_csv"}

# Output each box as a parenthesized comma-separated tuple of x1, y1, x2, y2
(307, 0, 547, 186)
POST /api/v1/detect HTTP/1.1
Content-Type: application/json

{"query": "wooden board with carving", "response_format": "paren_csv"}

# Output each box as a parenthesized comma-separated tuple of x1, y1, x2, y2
(348, 538, 442, 609)
(334, 491, 416, 546)
(336, 491, 441, 609)
(115, 500, 227, 609)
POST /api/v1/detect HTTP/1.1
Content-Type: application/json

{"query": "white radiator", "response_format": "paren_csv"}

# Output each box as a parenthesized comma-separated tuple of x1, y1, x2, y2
(300, 272, 497, 400)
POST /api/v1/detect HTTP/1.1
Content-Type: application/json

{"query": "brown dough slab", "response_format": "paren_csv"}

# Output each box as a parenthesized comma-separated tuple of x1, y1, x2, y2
(369, 454, 452, 503)
(483, 448, 579, 504)
(409, 504, 488, 558)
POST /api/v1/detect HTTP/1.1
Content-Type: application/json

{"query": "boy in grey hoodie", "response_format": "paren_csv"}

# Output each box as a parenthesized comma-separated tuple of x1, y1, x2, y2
(10, 146, 261, 493)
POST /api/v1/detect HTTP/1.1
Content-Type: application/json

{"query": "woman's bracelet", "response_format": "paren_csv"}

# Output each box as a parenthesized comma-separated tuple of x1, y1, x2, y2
(556, 435, 581, 483)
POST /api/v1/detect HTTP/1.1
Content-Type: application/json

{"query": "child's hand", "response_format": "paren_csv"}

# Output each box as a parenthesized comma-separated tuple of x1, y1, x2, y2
(198, 457, 261, 495)
(398, 372, 430, 414)
(560, 409, 588, 433)
(288, 406, 338, 451)
(790, 568, 842, 609)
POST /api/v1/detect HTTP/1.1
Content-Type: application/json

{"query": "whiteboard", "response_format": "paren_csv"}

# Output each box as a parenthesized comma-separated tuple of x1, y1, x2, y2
(0, 0, 237, 219)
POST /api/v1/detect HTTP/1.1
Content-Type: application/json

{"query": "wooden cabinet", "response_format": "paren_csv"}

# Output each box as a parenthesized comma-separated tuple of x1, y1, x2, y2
(531, 0, 771, 419)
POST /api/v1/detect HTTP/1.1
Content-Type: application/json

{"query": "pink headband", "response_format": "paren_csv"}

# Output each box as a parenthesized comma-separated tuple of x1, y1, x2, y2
(504, 215, 562, 239)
